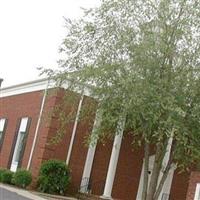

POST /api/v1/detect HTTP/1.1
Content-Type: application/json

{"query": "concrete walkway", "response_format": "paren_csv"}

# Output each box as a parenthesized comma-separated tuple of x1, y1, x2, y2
(0, 184, 46, 200)
(0, 184, 77, 200)
(0, 187, 32, 200)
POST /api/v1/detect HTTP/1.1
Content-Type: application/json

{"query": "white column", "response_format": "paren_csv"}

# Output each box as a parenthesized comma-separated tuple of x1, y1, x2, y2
(80, 110, 102, 193)
(66, 94, 84, 165)
(101, 116, 126, 199)
(80, 145, 97, 192)
(194, 184, 200, 200)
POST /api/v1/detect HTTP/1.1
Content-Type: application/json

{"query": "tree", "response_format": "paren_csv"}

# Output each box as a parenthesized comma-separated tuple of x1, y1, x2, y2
(44, 0, 200, 199)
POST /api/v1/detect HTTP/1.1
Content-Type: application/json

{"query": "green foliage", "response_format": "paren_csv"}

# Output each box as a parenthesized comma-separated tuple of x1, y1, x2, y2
(37, 160, 71, 195)
(1, 169, 14, 184)
(43, 1, 200, 198)
(0, 168, 7, 182)
(12, 169, 32, 188)
(44, 0, 200, 170)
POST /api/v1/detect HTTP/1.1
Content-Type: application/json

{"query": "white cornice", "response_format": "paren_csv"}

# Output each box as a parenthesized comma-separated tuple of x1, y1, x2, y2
(0, 78, 92, 98)
(0, 78, 49, 98)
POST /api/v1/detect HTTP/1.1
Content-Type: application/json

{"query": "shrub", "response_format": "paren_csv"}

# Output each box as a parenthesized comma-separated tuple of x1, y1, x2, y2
(0, 168, 7, 182)
(1, 169, 14, 184)
(12, 169, 32, 188)
(37, 159, 70, 195)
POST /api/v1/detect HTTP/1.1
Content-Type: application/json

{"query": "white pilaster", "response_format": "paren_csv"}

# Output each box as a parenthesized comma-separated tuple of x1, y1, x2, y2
(27, 80, 49, 170)
(80, 145, 97, 193)
(101, 116, 126, 199)
(80, 110, 102, 193)
(66, 94, 84, 165)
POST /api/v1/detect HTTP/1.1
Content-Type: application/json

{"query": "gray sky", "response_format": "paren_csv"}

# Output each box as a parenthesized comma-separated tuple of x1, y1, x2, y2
(0, 0, 100, 87)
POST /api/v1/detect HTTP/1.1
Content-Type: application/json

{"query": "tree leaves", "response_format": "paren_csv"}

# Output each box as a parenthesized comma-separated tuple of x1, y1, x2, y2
(44, 0, 200, 170)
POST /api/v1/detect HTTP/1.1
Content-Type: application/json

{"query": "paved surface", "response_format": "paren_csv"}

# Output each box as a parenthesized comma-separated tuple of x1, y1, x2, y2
(34, 192, 77, 200)
(0, 187, 31, 200)
(0, 184, 46, 200)
(0, 184, 76, 200)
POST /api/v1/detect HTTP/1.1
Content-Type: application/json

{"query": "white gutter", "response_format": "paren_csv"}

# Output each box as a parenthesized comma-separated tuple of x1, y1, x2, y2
(66, 94, 84, 165)
(27, 80, 49, 170)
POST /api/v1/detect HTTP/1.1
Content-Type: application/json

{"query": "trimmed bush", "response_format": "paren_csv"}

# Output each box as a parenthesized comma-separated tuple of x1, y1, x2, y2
(37, 159, 70, 195)
(0, 168, 7, 182)
(1, 169, 14, 184)
(12, 169, 32, 188)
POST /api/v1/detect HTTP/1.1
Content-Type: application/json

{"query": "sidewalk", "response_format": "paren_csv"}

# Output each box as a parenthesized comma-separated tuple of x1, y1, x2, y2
(0, 184, 77, 200)
(33, 192, 77, 200)
(0, 183, 46, 200)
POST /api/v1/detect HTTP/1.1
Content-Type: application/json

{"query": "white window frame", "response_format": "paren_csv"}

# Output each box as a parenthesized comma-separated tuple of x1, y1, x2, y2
(10, 117, 29, 172)
(0, 118, 6, 146)
(194, 183, 200, 200)
(0, 118, 6, 136)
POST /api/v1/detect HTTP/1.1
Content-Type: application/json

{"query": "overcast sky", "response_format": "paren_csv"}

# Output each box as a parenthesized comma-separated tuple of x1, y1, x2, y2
(0, 0, 100, 87)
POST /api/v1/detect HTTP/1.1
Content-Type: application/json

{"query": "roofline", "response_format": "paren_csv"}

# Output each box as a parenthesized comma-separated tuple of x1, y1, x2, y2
(0, 78, 92, 98)
(1, 78, 48, 91)
(0, 78, 50, 98)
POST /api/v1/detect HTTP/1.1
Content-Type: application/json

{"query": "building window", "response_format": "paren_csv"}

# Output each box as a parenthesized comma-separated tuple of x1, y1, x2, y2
(10, 117, 31, 172)
(0, 118, 7, 149)
(194, 183, 200, 200)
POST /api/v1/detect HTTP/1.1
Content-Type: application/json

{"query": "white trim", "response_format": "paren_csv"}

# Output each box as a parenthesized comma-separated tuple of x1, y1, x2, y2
(10, 117, 29, 172)
(0, 78, 92, 98)
(1, 79, 49, 98)
(0, 118, 6, 142)
(66, 94, 84, 165)
(0, 118, 6, 132)
(27, 81, 49, 170)
(194, 183, 200, 200)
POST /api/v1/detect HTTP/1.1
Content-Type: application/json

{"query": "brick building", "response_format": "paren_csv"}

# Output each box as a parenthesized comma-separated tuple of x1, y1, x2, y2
(0, 78, 199, 200)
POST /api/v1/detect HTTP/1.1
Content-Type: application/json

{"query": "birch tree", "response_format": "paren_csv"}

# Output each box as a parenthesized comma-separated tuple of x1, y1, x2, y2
(44, 0, 200, 199)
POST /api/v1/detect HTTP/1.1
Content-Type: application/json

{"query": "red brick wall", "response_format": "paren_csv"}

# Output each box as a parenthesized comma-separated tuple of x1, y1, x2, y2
(28, 89, 59, 180)
(89, 134, 143, 200)
(67, 96, 97, 194)
(29, 89, 96, 193)
(170, 171, 190, 200)
(0, 91, 44, 169)
(29, 89, 81, 181)
(113, 134, 144, 200)
(0, 88, 96, 193)
(0, 88, 193, 199)
(186, 171, 200, 200)
(90, 139, 113, 195)
(90, 134, 190, 200)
